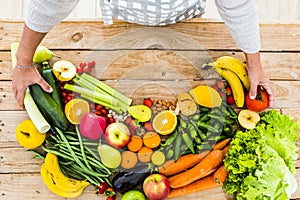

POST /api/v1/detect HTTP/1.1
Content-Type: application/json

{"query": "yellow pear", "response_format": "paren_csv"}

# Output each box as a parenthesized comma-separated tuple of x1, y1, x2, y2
(33, 46, 55, 63)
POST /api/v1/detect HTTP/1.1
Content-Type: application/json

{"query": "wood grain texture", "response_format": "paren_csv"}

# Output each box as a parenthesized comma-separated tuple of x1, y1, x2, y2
(1, 20, 300, 51)
(2, 51, 300, 81)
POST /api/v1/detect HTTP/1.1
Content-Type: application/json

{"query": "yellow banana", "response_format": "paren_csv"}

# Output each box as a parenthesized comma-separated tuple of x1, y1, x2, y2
(40, 153, 90, 198)
(210, 56, 250, 91)
(214, 67, 245, 107)
(40, 164, 89, 198)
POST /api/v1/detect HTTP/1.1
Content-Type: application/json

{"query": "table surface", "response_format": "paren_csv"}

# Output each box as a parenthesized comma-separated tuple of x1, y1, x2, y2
(0, 19, 299, 200)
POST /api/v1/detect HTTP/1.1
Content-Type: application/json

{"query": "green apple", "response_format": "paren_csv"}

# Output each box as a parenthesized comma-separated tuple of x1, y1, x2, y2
(121, 190, 146, 200)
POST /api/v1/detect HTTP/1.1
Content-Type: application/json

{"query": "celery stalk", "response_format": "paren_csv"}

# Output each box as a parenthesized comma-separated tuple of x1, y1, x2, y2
(80, 94, 122, 113)
(64, 84, 117, 106)
(81, 73, 132, 107)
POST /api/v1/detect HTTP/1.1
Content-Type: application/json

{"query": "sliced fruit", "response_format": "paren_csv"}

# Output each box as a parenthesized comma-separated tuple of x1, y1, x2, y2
(128, 105, 152, 122)
(127, 135, 143, 152)
(65, 98, 90, 124)
(238, 109, 260, 130)
(189, 85, 222, 108)
(151, 151, 166, 166)
(142, 132, 161, 149)
(53, 60, 77, 82)
(177, 92, 197, 116)
(152, 110, 177, 135)
(121, 151, 138, 169)
(137, 146, 153, 163)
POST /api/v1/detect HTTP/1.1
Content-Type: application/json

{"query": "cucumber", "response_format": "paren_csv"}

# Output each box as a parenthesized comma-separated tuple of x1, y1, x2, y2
(41, 61, 64, 110)
(30, 84, 69, 130)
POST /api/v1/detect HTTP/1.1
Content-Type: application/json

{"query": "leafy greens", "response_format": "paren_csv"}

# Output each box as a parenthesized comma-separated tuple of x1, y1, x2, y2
(223, 110, 298, 200)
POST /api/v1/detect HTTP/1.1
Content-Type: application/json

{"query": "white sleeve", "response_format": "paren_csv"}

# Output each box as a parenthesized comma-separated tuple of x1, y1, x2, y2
(25, 0, 79, 33)
(215, 0, 260, 53)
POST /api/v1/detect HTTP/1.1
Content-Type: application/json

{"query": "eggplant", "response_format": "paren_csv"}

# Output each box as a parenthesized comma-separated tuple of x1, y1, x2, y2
(112, 164, 151, 194)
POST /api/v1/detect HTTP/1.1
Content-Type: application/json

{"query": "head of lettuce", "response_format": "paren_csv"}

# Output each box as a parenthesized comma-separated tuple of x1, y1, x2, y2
(223, 110, 298, 200)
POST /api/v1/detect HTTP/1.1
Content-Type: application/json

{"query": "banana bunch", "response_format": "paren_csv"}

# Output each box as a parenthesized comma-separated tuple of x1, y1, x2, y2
(40, 153, 90, 198)
(209, 56, 250, 107)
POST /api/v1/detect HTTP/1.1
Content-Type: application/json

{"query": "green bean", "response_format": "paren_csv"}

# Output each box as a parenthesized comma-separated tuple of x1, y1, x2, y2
(181, 131, 195, 154)
(55, 128, 104, 177)
(174, 131, 182, 161)
(75, 126, 93, 171)
(190, 113, 200, 121)
(198, 121, 219, 133)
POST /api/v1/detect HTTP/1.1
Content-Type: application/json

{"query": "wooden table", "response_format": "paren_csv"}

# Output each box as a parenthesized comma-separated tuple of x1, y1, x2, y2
(0, 19, 299, 200)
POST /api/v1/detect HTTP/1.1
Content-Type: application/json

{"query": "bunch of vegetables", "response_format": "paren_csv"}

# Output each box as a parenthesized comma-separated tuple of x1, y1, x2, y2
(159, 102, 239, 161)
(12, 44, 299, 200)
(223, 110, 299, 199)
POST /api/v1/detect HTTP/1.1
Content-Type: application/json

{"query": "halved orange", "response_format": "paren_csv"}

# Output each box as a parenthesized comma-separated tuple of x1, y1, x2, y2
(64, 98, 90, 124)
(152, 110, 177, 135)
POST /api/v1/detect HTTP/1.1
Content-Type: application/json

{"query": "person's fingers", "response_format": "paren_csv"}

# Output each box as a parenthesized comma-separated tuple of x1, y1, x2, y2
(248, 80, 259, 100)
(13, 86, 25, 109)
(260, 81, 274, 107)
(35, 76, 53, 93)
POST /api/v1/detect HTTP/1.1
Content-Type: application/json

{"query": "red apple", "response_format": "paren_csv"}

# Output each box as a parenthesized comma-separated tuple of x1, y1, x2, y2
(80, 112, 107, 140)
(143, 174, 170, 200)
(105, 122, 130, 148)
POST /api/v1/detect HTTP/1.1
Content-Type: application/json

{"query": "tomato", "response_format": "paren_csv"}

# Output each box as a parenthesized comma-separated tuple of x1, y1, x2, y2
(97, 182, 110, 194)
(87, 60, 96, 68)
(245, 87, 269, 112)
(143, 98, 153, 108)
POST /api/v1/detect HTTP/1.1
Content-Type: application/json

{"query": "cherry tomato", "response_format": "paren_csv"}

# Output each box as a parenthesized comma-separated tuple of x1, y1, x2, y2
(143, 98, 153, 108)
(87, 60, 96, 68)
(79, 61, 86, 68)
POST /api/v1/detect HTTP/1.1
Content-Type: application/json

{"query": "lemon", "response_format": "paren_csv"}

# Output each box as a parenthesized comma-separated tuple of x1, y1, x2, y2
(64, 98, 90, 124)
(152, 110, 177, 135)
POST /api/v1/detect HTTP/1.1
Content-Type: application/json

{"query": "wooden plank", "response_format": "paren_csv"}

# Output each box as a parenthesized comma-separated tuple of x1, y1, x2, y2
(1, 20, 300, 51)
(2, 79, 300, 111)
(0, 170, 299, 199)
(2, 50, 300, 81)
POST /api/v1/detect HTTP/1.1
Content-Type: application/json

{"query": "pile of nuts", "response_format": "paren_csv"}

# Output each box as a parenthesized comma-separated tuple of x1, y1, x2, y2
(151, 99, 177, 115)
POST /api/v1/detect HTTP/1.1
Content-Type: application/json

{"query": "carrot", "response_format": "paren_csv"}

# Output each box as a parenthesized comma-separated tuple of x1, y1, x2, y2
(121, 150, 138, 169)
(127, 135, 143, 152)
(213, 164, 228, 184)
(143, 131, 161, 148)
(168, 149, 224, 188)
(158, 150, 210, 176)
(213, 138, 231, 150)
(222, 145, 230, 157)
(167, 175, 220, 198)
(137, 146, 153, 163)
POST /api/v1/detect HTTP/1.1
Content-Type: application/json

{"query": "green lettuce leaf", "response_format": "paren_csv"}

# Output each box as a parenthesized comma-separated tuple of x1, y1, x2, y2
(223, 110, 298, 199)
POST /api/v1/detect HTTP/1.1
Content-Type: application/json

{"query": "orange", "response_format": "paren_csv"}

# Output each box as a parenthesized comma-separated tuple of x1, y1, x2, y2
(152, 110, 177, 135)
(64, 98, 90, 124)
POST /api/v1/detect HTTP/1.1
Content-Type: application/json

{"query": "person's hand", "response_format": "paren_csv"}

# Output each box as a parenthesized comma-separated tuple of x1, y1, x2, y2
(246, 60, 274, 107)
(12, 66, 52, 109)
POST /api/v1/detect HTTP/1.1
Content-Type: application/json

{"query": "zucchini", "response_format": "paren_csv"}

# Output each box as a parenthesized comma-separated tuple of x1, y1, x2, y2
(41, 61, 64, 110)
(30, 84, 69, 130)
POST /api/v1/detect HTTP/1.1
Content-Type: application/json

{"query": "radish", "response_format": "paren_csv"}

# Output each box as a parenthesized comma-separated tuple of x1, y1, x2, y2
(79, 112, 107, 140)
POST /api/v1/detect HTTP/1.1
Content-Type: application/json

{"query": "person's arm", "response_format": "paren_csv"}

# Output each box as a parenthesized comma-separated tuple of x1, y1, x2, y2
(12, 0, 79, 108)
(215, 0, 274, 106)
